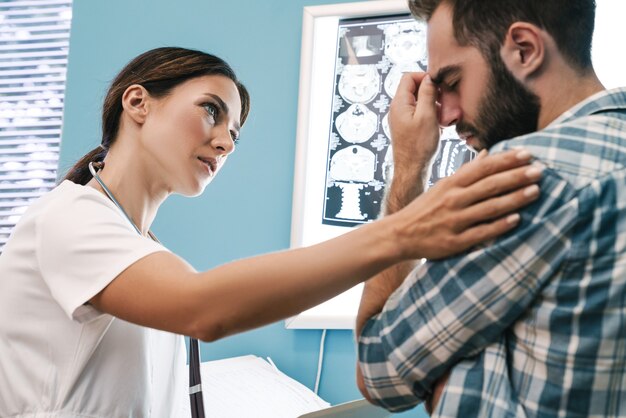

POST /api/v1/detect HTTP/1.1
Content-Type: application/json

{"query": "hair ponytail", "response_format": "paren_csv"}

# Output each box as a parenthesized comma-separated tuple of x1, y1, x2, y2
(62, 146, 107, 186)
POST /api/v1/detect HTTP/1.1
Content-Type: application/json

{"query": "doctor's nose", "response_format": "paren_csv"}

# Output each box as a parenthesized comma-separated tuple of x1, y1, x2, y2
(212, 126, 235, 155)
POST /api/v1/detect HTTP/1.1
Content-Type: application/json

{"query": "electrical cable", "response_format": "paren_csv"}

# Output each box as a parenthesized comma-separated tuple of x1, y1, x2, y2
(314, 329, 327, 395)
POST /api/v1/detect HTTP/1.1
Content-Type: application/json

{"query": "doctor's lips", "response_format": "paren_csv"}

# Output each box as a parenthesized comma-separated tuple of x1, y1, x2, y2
(197, 156, 217, 174)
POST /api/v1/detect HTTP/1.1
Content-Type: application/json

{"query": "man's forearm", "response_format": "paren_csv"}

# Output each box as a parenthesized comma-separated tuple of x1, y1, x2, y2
(356, 163, 427, 336)
(384, 168, 427, 215)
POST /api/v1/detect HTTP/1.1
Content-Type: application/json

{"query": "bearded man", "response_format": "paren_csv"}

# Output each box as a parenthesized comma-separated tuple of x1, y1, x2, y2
(356, 1, 626, 416)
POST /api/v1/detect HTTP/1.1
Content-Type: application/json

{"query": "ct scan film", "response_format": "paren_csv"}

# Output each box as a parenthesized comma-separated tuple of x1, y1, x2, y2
(323, 14, 475, 227)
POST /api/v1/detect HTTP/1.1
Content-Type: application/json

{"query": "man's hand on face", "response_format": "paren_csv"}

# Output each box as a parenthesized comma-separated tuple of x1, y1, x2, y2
(389, 72, 441, 174)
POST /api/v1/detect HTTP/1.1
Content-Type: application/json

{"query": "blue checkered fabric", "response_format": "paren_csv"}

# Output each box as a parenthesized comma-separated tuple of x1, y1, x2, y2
(358, 88, 626, 417)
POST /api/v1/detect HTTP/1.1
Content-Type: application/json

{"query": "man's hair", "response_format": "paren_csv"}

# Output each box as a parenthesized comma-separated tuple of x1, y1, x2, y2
(409, 0, 596, 73)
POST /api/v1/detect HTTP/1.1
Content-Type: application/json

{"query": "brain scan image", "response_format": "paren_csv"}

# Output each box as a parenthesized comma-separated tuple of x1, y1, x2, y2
(383, 21, 427, 65)
(428, 126, 476, 186)
(334, 183, 368, 220)
(382, 112, 391, 139)
(324, 15, 441, 226)
(429, 140, 474, 185)
(329, 146, 377, 221)
(329, 145, 376, 183)
(335, 103, 378, 144)
(338, 64, 380, 104)
(350, 35, 379, 57)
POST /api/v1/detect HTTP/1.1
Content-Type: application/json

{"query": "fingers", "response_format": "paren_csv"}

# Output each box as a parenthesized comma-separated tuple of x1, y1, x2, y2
(453, 148, 534, 188)
(388, 72, 442, 166)
(458, 181, 540, 229)
(457, 162, 543, 207)
(391, 72, 426, 110)
(414, 75, 438, 120)
(453, 213, 522, 252)
(391, 72, 437, 119)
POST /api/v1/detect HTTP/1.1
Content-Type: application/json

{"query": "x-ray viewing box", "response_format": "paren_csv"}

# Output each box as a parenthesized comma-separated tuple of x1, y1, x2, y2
(286, 0, 626, 330)
(286, 0, 472, 329)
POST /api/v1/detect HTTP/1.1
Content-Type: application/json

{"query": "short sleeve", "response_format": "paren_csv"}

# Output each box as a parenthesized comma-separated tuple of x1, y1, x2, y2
(35, 185, 168, 323)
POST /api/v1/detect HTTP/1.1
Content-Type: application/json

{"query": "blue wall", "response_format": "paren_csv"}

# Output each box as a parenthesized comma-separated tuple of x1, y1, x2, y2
(60, 1, 422, 416)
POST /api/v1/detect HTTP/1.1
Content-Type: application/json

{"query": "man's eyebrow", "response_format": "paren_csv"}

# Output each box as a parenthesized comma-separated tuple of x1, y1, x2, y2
(431, 65, 462, 85)
(203, 93, 241, 132)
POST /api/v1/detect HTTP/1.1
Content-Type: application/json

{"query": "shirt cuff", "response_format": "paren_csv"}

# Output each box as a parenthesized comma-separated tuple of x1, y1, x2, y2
(357, 315, 424, 412)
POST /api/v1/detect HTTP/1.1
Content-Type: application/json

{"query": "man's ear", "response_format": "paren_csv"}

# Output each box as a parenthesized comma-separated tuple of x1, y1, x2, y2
(121, 84, 151, 124)
(500, 22, 545, 81)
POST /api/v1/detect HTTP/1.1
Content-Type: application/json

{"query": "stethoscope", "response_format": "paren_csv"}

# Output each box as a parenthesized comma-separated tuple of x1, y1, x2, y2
(88, 161, 206, 417)
(89, 161, 147, 237)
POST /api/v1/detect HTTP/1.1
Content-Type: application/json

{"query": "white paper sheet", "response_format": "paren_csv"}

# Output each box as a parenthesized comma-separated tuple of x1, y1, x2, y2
(180, 355, 330, 418)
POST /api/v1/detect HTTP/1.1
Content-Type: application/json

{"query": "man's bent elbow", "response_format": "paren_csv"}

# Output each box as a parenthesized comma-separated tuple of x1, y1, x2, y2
(356, 363, 375, 403)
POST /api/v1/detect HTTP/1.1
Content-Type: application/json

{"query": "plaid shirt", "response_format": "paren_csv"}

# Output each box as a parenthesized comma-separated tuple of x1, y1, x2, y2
(358, 87, 626, 417)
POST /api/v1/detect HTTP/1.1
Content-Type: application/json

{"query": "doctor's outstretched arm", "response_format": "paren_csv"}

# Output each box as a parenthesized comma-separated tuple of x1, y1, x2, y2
(90, 152, 540, 342)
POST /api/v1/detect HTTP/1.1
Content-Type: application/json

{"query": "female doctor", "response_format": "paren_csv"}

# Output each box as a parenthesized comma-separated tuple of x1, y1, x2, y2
(0, 47, 541, 417)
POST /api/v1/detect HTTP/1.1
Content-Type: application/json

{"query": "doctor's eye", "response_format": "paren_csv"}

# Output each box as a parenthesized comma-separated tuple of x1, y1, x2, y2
(202, 103, 219, 121)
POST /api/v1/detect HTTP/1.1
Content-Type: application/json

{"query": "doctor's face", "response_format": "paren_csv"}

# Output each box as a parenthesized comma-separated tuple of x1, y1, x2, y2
(141, 75, 242, 196)
(427, 3, 540, 150)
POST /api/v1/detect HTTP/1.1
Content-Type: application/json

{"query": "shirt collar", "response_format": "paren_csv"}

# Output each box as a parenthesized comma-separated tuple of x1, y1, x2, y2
(548, 87, 626, 127)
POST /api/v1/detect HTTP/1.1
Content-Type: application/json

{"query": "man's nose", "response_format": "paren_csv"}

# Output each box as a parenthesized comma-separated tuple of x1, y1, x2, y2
(437, 94, 462, 127)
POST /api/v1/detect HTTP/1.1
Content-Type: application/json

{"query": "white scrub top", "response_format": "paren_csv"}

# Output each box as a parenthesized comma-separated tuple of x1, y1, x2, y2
(0, 180, 188, 417)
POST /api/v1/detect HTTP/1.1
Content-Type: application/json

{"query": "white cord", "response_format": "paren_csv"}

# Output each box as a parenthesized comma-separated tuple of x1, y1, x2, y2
(314, 329, 327, 395)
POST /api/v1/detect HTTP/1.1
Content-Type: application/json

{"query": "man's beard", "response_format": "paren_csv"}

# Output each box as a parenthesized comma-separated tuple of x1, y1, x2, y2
(456, 53, 541, 150)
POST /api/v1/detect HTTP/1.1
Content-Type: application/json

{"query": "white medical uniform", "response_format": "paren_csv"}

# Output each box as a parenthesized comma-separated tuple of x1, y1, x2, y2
(0, 180, 188, 417)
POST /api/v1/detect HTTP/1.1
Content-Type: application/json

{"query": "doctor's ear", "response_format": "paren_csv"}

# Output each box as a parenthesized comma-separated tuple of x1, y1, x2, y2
(500, 22, 545, 81)
(121, 84, 151, 124)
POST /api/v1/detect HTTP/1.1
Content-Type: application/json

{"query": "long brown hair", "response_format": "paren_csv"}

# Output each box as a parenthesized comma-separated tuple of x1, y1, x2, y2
(63, 47, 251, 185)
